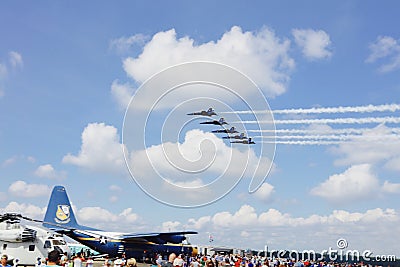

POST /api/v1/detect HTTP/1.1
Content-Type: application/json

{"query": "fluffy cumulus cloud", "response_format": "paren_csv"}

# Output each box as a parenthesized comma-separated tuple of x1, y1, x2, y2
(331, 124, 400, 169)
(8, 180, 51, 198)
(186, 205, 399, 254)
(63, 123, 126, 174)
(0, 202, 45, 219)
(34, 164, 67, 180)
(110, 80, 135, 110)
(252, 182, 275, 202)
(292, 29, 332, 60)
(76, 206, 141, 231)
(382, 181, 400, 194)
(128, 129, 275, 205)
(121, 26, 294, 99)
(366, 35, 400, 72)
(187, 216, 211, 230)
(310, 164, 379, 203)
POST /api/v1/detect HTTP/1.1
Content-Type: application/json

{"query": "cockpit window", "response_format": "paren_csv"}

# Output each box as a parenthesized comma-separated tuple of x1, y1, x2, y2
(44, 240, 52, 249)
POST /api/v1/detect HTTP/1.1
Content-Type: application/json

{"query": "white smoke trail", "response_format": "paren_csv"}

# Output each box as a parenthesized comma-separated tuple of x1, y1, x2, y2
(249, 127, 400, 134)
(222, 103, 400, 115)
(237, 116, 400, 124)
(262, 140, 344, 145)
(255, 134, 400, 141)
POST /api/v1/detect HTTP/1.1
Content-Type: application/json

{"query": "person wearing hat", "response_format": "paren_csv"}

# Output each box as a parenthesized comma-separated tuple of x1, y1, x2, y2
(1, 255, 12, 267)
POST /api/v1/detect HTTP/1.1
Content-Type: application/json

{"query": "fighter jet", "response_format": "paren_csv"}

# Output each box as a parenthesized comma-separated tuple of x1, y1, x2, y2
(187, 107, 217, 117)
(200, 118, 227, 125)
(230, 137, 255, 144)
(223, 133, 247, 139)
(212, 127, 238, 134)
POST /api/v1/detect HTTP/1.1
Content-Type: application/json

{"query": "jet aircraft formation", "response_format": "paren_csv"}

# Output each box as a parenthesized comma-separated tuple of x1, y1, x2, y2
(187, 108, 255, 144)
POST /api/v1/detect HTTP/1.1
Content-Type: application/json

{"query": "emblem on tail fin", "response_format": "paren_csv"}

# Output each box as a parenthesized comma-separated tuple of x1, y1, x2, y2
(55, 205, 70, 224)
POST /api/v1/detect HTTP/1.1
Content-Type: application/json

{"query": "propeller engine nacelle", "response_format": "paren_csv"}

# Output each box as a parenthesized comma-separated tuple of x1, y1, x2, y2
(0, 226, 37, 242)
(21, 227, 37, 242)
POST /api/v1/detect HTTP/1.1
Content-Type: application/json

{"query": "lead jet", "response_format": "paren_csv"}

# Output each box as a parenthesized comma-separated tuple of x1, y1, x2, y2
(212, 127, 238, 134)
(200, 118, 227, 125)
(187, 108, 217, 117)
(223, 133, 247, 140)
(230, 137, 255, 144)
(42, 186, 198, 260)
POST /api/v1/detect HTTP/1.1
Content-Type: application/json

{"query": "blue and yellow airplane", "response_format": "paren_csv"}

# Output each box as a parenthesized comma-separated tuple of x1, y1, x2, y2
(43, 186, 198, 259)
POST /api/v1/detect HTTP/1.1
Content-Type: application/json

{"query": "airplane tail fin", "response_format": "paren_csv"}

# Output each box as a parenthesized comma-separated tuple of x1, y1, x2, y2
(43, 185, 81, 230)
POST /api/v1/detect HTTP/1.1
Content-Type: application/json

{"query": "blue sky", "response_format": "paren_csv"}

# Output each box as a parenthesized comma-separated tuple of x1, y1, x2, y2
(1, 1, 400, 256)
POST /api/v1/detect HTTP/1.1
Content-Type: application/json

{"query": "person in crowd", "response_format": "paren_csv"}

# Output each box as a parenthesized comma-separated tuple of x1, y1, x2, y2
(114, 257, 123, 267)
(162, 253, 177, 267)
(73, 253, 85, 267)
(1, 255, 12, 267)
(85, 257, 94, 267)
(126, 258, 137, 267)
(60, 252, 69, 267)
(45, 250, 61, 267)
(173, 254, 184, 267)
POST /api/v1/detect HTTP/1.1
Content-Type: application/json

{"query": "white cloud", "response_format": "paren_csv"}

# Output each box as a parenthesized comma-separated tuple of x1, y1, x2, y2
(1, 155, 36, 167)
(111, 80, 135, 110)
(119, 208, 139, 223)
(122, 26, 294, 98)
(292, 29, 332, 60)
(2, 156, 17, 167)
(62, 123, 126, 174)
(384, 156, 400, 171)
(77, 206, 140, 230)
(382, 181, 400, 194)
(160, 221, 182, 232)
(366, 35, 400, 72)
(331, 124, 400, 168)
(109, 185, 122, 192)
(310, 164, 379, 203)
(78, 206, 119, 223)
(34, 164, 67, 180)
(128, 129, 275, 206)
(8, 180, 51, 198)
(0, 202, 45, 219)
(9, 51, 23, 69)
(186, 205, 399, 254)
(253, 182, 275, 202)
(0, 51, 23, 98)
(109, 34, 150, 54)
(187, 216, 211, 230)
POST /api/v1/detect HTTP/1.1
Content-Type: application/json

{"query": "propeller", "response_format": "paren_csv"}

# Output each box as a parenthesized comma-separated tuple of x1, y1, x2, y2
(1, 212, 52, 225)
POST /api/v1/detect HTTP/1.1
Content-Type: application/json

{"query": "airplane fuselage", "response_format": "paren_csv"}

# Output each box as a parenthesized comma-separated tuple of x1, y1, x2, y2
(66, 230, 196, 259)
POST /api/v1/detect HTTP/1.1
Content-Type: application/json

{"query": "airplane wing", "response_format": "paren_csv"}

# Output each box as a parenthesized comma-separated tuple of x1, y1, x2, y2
(120, 231, 197, 244)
